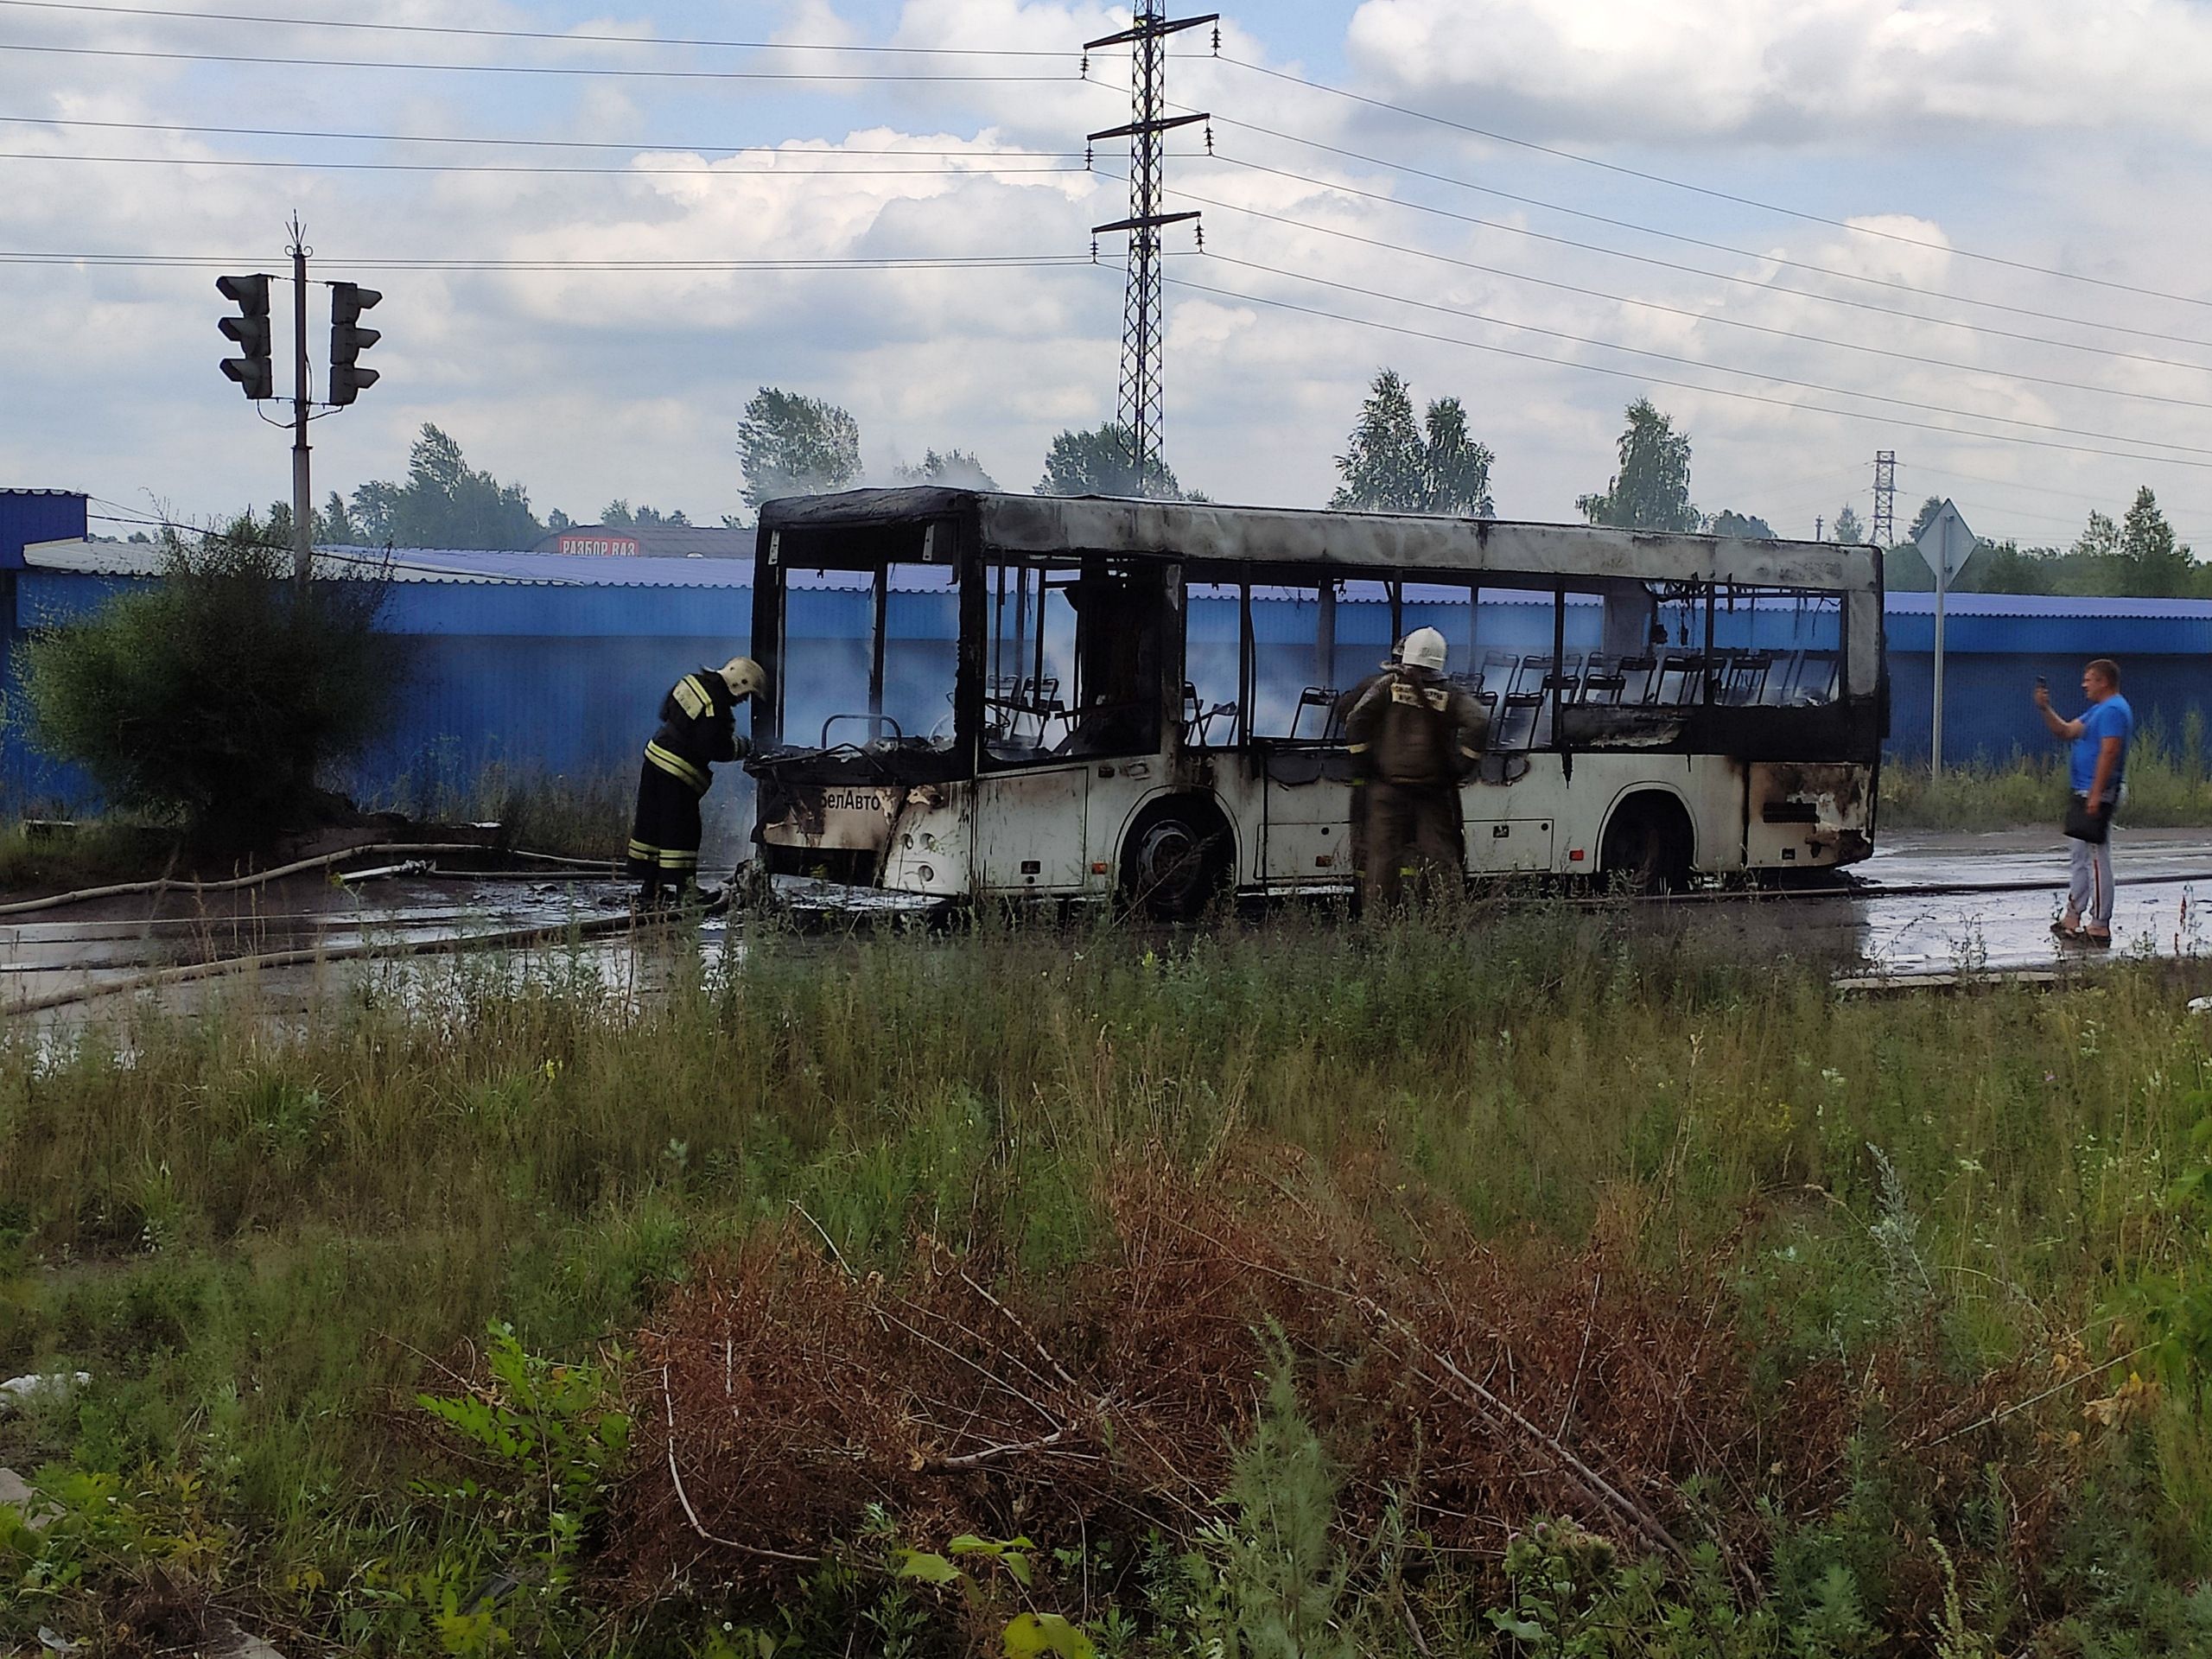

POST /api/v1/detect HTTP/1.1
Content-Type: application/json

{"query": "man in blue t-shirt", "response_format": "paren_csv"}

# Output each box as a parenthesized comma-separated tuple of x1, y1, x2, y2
(2034, 658, 2133, 946)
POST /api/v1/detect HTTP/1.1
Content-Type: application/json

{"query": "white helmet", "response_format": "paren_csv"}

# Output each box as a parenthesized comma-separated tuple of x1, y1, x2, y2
(719, 656, 767, 700)
(1402, 626, 1447, 673)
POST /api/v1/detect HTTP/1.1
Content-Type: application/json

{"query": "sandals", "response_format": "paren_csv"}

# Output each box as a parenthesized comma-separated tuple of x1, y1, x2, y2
(2051, 921, 2112, 949)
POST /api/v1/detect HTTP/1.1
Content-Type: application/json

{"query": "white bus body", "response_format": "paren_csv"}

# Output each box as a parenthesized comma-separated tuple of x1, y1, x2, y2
(747, 491, 1884, 912)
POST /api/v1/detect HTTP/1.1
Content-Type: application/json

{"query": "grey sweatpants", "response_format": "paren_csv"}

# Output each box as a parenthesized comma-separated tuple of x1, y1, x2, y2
(2068, 818, 2114, 930)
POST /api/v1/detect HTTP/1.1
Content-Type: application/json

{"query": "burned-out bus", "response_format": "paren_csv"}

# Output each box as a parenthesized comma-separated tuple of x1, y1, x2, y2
(745, 487, 1884, 914)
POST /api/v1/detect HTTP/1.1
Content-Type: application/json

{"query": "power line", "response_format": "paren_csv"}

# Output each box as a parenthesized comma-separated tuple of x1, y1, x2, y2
(1897, 461, 2212, 524)
(0, 149, 1088, 176)
(9, 0, 2184, 327)
(1202, 129, 2212, 356)
(0, 250, 1104, 270)
(1211, 54, 2212, 316)
(1175, 187, 2212, 414)
(1198, 151, 2212, 374)
(1203, 251, 2212, 458)
(0, 39, 1093, 81)
(1161, 266, 2212, 472)
(19, 99, 2196, 380)
(0, 0, 1071, 55)
(0, 114, 1091, 159)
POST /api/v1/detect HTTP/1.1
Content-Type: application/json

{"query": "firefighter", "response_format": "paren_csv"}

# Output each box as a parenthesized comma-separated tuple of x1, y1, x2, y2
(628, 656, 767, 905)
(1341, 626, 1488, 910)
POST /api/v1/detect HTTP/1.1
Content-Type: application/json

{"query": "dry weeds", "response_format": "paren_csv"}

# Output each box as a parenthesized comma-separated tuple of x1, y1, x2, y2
(614, 1155, 2037, 1614)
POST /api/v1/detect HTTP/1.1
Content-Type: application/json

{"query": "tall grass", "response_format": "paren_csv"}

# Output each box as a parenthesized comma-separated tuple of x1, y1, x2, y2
(1, 907, 2209, 1649)
(356, 750, 632, 858)
(1883, 704, 2212, 830)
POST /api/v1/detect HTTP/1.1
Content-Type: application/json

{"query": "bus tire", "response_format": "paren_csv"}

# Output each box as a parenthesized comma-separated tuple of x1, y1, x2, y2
(1599, 792, 1694, 893)
(1119, 797, 1233, 922)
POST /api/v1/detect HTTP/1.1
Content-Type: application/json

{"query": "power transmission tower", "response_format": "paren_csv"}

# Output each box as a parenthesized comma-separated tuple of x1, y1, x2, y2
(1086, 4, 1216, 498)
(1871, 449, 1897, 549)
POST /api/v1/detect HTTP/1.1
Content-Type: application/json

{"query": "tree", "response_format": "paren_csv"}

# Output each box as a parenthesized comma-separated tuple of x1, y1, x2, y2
(350, 425, 546, 550)
(2117, 486, 2196, 596)
(1036, 423, 1182, 499)
(321, 491, 362, 545)
(20, 510, 405, 844)
(1904, 496, 1944, 547)
(1576, 398, 1698, 532)
(1959, 538, 2053, 594)
(1832, 504, 1865, 544)
(1706, 510, 1775, 539)
(1328, 368, 1495, 516)
(738, 387, 861, 507)
(1421, 396, 1497, 517)
(1331, 369, 1423, 512)
(895, 448, 999, 490)
(600, 501, 690, 527)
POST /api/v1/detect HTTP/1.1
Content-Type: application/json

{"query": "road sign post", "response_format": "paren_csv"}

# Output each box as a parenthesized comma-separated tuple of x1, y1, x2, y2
(1914, 499, 1975, 779)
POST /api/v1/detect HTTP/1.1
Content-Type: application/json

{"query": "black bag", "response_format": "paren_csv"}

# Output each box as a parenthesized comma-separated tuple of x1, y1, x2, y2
(2064, 794, 2111, 844)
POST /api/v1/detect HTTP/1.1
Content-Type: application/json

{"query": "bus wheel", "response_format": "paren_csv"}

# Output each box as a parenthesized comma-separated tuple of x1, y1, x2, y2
(1119, 798, 1233, 922)
(1599, 793, 1694, 893)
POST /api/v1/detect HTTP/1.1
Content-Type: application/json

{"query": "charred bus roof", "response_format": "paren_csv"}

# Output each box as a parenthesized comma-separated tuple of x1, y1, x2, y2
(756, 486, 1882, 595)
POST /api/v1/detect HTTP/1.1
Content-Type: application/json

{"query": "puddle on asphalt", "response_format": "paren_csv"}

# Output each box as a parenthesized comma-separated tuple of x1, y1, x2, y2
(7, 835, 2210, 1030)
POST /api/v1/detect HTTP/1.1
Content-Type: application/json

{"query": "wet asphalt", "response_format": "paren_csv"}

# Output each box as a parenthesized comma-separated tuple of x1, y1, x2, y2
(3, 829, 2209, 1025)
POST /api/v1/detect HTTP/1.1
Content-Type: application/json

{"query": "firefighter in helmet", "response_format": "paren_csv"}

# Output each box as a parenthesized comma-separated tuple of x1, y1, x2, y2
(1341, 626, 1488, 910)
(628, 655, 767, 904)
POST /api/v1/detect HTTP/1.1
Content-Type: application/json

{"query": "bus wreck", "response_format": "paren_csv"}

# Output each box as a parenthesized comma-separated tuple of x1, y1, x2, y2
(745, 487, 1885, 915)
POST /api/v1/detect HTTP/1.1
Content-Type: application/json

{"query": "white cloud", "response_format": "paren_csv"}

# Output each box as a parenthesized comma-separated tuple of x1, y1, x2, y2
(1346, 0, 2212, 142)
(3, 0, 2211, 550)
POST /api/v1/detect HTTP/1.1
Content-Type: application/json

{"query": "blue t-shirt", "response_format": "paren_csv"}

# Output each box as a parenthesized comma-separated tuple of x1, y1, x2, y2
(2071, 693, 2133, 797)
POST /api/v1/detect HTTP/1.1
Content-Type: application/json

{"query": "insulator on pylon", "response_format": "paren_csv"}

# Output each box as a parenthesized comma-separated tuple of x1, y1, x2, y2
(1090, 237, 1100, 263)
(1079, 52, 1089, 77)
(1205, 124, 1213, 153)
(1194, 224, 1205, 251)
(1084, 143, 1093, 168)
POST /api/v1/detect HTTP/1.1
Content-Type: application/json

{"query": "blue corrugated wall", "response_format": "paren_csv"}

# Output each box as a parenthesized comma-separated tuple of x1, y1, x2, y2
(7, 568, 2210, 814)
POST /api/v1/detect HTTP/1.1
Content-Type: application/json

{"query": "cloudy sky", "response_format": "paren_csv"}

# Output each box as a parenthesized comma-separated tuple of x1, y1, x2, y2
(5, 0, 2212, 550)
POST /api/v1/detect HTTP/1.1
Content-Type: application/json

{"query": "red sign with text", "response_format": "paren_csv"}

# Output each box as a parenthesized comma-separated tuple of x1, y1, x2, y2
(558, 533, 641, 557)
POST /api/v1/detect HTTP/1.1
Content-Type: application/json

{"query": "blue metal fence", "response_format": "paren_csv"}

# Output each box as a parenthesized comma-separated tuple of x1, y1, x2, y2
(6, 549, 2210, 814)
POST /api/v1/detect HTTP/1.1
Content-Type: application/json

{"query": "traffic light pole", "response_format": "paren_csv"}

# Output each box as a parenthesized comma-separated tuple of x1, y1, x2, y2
(289, 219, 313, 588)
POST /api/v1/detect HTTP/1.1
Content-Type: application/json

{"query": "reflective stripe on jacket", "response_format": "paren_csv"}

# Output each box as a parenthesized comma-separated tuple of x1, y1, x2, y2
(644, 669, 743, 791)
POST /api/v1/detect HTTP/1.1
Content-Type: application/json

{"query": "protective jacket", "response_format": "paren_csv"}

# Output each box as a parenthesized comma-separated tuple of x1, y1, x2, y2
(629, 670, 748, 888)
(1341, 667, 1489, 784)
(644, 669, 745, 793)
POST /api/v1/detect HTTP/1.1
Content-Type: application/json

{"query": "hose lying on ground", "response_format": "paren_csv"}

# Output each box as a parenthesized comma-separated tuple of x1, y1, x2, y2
(0, 842, 619, 918)
(3, 906, 697, 1017)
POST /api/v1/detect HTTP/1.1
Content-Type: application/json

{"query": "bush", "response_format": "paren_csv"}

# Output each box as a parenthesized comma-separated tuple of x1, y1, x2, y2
(16, 516, 406, 845)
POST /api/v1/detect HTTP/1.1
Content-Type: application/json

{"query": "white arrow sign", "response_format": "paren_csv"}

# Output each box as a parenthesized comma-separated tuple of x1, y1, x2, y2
(1912, 498, 1974, 779)
(1914, 499, 1975, 584)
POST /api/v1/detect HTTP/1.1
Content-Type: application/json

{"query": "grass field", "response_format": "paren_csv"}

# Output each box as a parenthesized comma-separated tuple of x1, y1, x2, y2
(2, 906, 2210, 1656)
(1883, 709, 2212, 831)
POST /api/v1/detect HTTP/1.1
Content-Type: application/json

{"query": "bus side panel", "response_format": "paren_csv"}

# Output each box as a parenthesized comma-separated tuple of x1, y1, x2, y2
(1460, 753, 1748, 874)
(1259, 771, 1356, 885)
(973, 766, 1092, 894)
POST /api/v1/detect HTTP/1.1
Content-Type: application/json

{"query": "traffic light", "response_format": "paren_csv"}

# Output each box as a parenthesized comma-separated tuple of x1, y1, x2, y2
(216, 273, 273, 400)
(328, 281, 382, 405)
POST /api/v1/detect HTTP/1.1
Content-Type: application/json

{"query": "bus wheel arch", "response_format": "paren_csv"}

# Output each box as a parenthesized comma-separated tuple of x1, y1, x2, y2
(1598, 790, 1695, 892)
(1118, 794, 1235, 921)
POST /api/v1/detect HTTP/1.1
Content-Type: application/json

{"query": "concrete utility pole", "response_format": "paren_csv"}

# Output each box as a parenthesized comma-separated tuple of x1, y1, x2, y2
(217, 217, 379, 583)
(288, 214, 313, 589)
(1914, 499, 1974, 780)
(1086, 4, 1215, 497)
